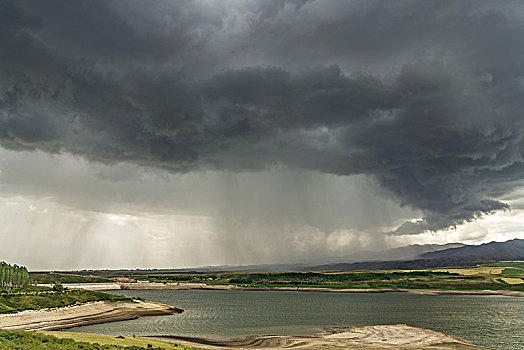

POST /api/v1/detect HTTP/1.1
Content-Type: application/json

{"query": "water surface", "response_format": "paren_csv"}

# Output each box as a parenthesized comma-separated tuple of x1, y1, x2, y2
(70, 289, 524, 350)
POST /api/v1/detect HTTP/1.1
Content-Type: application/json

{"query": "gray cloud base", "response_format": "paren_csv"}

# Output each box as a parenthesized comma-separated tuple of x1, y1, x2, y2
(1, 0, 524, 235)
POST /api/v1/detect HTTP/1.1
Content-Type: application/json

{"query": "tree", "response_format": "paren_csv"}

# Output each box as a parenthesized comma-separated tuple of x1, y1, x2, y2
(0, 261, 30, 290)
(53, 282, 64, 293)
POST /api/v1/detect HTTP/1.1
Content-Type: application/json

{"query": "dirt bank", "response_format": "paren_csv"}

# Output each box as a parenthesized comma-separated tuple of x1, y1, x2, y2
(50, 282, 524, 297)
(0, 300, 182, 331)
(148, 324, 490, 349)
(116, 282, 524, 297)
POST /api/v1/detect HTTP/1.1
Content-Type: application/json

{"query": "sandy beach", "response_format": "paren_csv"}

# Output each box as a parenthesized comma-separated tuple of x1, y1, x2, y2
(148, 324, 490, 349)
(0, 299, 182, 331)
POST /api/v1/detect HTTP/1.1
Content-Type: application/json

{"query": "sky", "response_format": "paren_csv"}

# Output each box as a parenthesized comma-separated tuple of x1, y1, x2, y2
(1, 0, 524, 270)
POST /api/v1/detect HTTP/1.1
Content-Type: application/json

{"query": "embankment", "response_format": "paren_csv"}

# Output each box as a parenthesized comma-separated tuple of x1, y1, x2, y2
(42, 282, 524, 296)
(148, 324, 491, 349)
(114, 282, 524, 296)
(0, 299, 182, 331)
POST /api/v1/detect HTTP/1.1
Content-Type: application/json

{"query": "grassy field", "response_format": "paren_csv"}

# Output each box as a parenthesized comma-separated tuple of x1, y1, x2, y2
(25, 261, 524, 293)
(30, 273, 112, 284)
(44, 331, 200, 349)
(0, 330, 199, 349)
(0, 286, 133, 314)
(137, 261, 524, 291)
(483, 261, 524, 269)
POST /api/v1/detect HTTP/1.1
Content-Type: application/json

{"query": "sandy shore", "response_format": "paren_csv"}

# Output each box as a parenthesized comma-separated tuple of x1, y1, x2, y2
(0, 300, 182, 331)
(148, 324, 490, 349)
(68, 281, 523, 297)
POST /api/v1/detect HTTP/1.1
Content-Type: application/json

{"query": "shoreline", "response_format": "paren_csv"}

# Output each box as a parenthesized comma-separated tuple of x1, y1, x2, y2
(145, 324, 491, 349)
(0, 299, 182, 331)
(0, 288, 501, 349)
(57, 281, 524, 297)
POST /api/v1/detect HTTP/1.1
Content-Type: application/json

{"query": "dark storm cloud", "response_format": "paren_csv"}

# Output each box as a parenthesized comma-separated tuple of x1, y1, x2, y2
(1, 0, 524, 234)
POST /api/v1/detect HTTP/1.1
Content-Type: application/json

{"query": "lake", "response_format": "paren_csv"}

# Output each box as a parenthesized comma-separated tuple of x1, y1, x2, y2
(70, 289, 524, 350)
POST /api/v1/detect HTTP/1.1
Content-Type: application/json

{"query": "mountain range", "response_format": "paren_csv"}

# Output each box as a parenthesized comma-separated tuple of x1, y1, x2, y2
(306, 238, 524, 271)
(56, 239, 523, 275)
(419, 238, 524, 259)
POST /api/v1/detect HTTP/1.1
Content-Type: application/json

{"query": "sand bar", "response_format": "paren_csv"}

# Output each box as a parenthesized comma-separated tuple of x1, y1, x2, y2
(60, 281, 524, 297)
(0, 299, 182, 331)
(148, 324, 491, 349)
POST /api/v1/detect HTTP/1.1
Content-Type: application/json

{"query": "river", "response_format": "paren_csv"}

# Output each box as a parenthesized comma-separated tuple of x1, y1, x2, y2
(70, 289, 524, 350)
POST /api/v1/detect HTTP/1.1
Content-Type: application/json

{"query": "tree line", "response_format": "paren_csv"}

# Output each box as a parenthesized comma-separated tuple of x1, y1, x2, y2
(0, 262, 29, 289)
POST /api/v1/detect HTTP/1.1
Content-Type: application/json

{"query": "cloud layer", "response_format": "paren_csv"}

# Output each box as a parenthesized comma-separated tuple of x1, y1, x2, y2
(2, 0, 524, 235)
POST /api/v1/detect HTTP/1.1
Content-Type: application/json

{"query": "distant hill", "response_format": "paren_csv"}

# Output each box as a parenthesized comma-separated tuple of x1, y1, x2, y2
(419, 239, 524, 259)
(305, 256, 517, 272)
(307, 239, 524, 272)
(38, 240, 523, 276)
(336, 243, 465, 263)
(39, 243, 464, 275)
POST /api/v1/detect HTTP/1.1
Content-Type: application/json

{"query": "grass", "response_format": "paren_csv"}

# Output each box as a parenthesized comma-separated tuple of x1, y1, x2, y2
(0, 286, 133, 314)
(124, 262, 524, 292)
(0, 330, 199, 349)
(31, 261, 524, 293)
(483, 261, 524, 269)
(501, 267, 524, 277)
(30, 273, 112, 284)
(43, 331, 200, 349)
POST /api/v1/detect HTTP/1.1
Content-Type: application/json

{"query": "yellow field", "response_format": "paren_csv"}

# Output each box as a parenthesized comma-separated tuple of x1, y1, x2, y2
(499, 278, 524, 285)
(352, 267, 506, 275)
(432, 266, 503, 275)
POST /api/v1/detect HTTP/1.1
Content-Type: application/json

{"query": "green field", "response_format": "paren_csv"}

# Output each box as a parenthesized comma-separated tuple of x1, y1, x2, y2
(139, 262, 524, 291)
(483, 261, 524, 269)
(30, 273, 112, 284)
(24, 262, 524, 292)
(500, 268, 524, 278)
(0, 286, 133, 314)
(0, 330, 198, 349)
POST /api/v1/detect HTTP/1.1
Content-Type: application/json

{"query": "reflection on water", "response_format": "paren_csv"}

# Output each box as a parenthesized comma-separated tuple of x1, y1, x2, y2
(70, 289, 524, 350)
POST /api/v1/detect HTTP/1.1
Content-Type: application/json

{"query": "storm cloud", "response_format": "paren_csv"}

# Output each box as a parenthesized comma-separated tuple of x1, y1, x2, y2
(1, 0, 524, 235)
